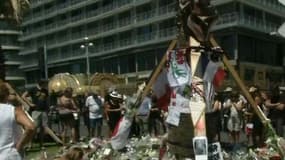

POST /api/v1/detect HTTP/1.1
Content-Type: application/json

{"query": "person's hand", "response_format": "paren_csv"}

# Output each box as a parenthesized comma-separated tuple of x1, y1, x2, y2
(277, 103, 285, 110)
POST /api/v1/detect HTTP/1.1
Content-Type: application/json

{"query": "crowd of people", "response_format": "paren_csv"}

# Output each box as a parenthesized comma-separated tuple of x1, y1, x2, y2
(205, 85, 285, 149)
(1, 78, 285, 159)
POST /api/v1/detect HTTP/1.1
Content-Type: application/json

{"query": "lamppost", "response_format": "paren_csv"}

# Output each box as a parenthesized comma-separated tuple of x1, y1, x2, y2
(80, 37, 93, 78)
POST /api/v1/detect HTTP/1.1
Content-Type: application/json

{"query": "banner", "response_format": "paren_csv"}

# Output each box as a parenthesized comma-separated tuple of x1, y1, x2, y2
(167, 49, 191, 87)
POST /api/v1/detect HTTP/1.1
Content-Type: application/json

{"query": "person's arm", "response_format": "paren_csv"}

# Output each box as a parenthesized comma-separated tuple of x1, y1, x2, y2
(212, 100, 221, 112)
(21, 91, 35, 108)
(71, 98, 79, 112)
(236, 101, 244, 110)
(264, 99, 280, 109)
(104, 102, 110, 121)
(14, 106, 35, 151)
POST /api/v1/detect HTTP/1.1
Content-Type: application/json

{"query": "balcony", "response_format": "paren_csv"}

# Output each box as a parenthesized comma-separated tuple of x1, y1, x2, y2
(212, 0, 285, 18)
(23, 0, 99, 26)
(159, 27, 177, 38)
(212, 12, 280, 33)
(158, 3, 176, 15)
(137, 32, 156, 43)
(136, 10, 155, 22)
(133, 0, 152, 6)
(118, 0, 132, 7)
(31, 0, 53, 9)
(20, 4, 177, 55)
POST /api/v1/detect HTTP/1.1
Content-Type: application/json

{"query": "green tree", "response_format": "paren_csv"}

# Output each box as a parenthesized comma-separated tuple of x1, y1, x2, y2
(0, 0, 30, 23)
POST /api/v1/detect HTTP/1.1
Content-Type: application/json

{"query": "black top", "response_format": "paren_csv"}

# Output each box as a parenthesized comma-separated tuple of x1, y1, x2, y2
(29, 87, 49, 112)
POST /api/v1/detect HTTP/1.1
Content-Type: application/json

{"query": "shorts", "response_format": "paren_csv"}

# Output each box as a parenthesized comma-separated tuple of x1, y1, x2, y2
(32, 111, 48, 128)
(90, 118, 103, 129)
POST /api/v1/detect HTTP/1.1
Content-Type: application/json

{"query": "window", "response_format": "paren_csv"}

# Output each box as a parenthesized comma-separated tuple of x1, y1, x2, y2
(104, 58, 118, 74)
(137, 51, 156, 71)
(244, 68, 254, 81)
(119, 54, 136, 74)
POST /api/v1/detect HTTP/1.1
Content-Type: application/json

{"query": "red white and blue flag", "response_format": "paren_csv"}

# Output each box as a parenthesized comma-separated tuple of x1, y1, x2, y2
(110, 116, 132, 150)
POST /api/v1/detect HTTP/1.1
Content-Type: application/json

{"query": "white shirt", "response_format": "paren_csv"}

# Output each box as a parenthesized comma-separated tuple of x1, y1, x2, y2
(85, 96, 103, 119)
(0, 104, 22, 160)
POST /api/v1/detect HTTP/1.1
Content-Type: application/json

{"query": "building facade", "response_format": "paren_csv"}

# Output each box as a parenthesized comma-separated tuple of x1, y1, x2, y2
(0, 20, 25, 88)
(19, 0, 285, 89)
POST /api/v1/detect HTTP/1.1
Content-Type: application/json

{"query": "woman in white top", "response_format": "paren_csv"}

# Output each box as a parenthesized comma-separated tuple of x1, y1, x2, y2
(224, 92, 244, 145)
(0, 83, 35, 160)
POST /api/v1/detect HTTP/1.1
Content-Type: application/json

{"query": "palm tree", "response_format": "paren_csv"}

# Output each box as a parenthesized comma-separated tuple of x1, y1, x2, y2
(0, 0, 30, 80)
(0, 0, 30, 23)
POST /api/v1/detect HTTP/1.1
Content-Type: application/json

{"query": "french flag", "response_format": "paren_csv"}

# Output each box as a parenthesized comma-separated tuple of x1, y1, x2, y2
(110, 116, 132, 150)
(203, 60, 226, 112)
(152, 69, 171, 112)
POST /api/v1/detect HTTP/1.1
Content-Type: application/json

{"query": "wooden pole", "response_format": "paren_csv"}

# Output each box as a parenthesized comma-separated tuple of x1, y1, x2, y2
(5, 82, 64, 145)
(209, 37, 270, 125)
(189, 37, 206, 136)
(209, 36, 285, 157)
(5, 82, 30, 111)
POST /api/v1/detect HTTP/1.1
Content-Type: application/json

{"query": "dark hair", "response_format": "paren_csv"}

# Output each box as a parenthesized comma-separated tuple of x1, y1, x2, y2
(0, 83, 9, 103)
(63, 87, 73, 98)
(38, 79, 48, 88)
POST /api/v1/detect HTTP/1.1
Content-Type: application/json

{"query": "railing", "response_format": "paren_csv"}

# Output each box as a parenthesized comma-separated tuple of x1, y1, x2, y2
(104, 43, 116, 51)
(159, 27, 177, 38)
(86, 9, 101, 18)
(102, 4, 115, 13)
(136, 10, 156, 22)
(119, 39, 133, 47)
(71, 14, 84, 22)
(118, 0, 132, 7)
(249, 0, 285, 12)
(158, 3, 176, 15)
(214, 12, 280, 33)
(118, 18, 131, 27)
(137, 32, 156, 42)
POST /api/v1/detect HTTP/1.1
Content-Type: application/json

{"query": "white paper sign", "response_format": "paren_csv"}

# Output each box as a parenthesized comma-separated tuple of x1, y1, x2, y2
(189, 100, 206, 126)
(166, 107, 181, 126)
(193, 136, 208, 160)
(176, 93, 191, 113)
(208, 142, 223, 160)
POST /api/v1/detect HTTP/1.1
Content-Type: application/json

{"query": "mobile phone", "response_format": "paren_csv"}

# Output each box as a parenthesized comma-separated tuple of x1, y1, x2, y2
(193, 136, 208, 160)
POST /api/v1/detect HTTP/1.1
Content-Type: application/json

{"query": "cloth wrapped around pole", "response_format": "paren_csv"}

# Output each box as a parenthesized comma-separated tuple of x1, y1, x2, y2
(167, 113, 195, 158)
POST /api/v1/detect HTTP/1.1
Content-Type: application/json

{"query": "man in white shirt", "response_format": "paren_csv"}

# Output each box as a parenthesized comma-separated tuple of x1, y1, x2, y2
(85, 92, 103, 138)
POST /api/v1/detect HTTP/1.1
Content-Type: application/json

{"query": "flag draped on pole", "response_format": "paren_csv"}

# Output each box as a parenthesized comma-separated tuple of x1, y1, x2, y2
(152, 69, 171, 111)
(213, 68, 226, 88)
(110, 116, 132, 150)
(203, 60, 219, 83)
(203, 60, 226, 112)
(167, 49, 191, 87)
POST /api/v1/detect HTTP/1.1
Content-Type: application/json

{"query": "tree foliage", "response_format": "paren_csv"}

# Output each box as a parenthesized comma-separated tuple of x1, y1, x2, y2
(0, 0, 30, 23)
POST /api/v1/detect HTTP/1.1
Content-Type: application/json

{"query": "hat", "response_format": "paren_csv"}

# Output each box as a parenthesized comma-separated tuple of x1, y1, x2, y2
(109, 90, 122, 99)
(249, 86, 257, 93)
(224, 87, 232, 92)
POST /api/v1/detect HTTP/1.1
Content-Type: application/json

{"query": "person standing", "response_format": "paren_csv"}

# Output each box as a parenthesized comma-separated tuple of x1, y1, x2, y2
(104, 90, 123, 136)
(57, 87, 79, 144)
(265, 86, 284, 137)
(0, 83, 35, 159)
(85, 92, 103, 138)
(21, 79, 49, 148)
(148, 95, 166, 137)
(224, 92, 244, 146)
(205, 93, 222, 143)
